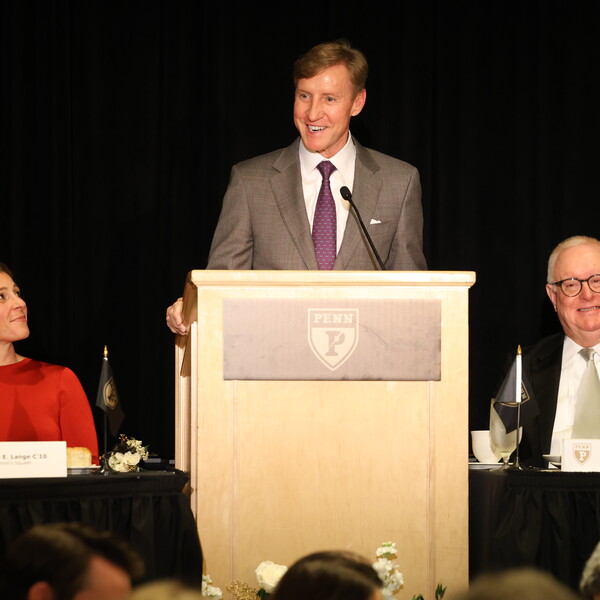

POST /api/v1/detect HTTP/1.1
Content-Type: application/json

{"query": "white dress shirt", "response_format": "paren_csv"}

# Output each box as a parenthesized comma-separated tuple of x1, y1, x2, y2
(551, 336, 600, 455)
(299, 133, 357, 254)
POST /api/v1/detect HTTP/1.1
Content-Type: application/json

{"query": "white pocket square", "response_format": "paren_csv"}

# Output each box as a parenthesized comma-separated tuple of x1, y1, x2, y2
(370, 219, 382, 224)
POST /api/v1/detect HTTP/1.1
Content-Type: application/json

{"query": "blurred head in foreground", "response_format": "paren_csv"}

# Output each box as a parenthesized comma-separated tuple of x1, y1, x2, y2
(449, 567, 579, 600)
(127, 579, 204, 600)
(580, 539, 600, 600)
(270, 550, 383, 600)
(1, 521, 144, 600)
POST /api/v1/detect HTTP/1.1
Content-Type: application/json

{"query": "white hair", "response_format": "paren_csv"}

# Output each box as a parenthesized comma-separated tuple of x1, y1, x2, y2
(547, 235, 600, 283)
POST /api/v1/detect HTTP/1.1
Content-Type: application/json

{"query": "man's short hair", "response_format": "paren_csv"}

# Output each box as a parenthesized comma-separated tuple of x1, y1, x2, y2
(580, 540, 600, 600)
(547, 235, 600, 283)
(452, 567, 578, 600)
(128, 579, 204, 600)
(0, 522, 144, 600)
(270, 550, 381, 600)
(293, 38, 368, 97)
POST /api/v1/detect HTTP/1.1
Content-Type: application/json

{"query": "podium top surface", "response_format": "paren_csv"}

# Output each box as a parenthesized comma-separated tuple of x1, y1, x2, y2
(186, 270, 476, 288)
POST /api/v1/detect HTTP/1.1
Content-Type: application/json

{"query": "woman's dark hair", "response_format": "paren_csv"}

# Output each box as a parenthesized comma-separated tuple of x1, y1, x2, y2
(270, 550, 382, 600)
(0, 262, 14, 278)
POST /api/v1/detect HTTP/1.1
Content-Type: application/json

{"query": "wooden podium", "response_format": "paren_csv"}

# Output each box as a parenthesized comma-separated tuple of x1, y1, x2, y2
(175, 270, 475, 598)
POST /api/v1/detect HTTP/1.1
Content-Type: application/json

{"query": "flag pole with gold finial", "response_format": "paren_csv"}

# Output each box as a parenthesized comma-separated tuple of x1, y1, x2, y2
(101, 345, 109, 471)
(95, 344, 124, 473)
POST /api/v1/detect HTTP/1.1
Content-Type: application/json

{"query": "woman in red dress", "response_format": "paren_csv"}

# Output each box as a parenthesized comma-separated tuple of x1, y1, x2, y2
(0, 262, 99, 463)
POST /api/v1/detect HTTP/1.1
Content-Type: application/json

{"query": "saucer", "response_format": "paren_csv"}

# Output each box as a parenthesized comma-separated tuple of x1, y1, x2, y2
(67, 466, 101, 475)
(543, 455, 561, 468)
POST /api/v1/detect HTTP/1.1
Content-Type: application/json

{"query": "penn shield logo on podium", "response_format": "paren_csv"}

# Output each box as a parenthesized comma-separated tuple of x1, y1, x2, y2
(308, 308, 359, 371)
(573, 442, 592, 465)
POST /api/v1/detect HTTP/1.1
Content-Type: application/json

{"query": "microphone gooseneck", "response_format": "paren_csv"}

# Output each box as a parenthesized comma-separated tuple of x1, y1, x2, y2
(339, 186, 386, 270)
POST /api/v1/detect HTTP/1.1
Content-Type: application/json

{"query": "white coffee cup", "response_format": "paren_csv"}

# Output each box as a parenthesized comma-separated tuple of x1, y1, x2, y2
(471, 430, 500, 464)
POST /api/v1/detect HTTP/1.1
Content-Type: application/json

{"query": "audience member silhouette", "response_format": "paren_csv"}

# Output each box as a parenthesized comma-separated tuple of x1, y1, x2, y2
(0, 521, 144, 600)
(269, 550, 383, 600)
(127, 579, 203, 600)
(448, 567, 579, 600)
(580, 540, 600, 600)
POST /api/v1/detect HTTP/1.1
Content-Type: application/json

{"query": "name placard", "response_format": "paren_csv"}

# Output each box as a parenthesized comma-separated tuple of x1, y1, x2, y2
(0, 441, 67, 478)
(562, 439, 600, 472)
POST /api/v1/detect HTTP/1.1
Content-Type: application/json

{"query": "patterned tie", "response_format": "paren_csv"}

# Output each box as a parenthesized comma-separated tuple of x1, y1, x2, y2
(572, 348, 600, 439)
(312, 160, 337, 270)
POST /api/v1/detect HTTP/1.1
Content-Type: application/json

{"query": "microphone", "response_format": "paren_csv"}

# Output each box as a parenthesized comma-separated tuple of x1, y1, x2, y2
(340, 186, 386, 270)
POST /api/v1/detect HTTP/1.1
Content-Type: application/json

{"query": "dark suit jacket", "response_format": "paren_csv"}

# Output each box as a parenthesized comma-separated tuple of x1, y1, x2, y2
(514, 331, 565, 467)
(206, 138, 427, 270)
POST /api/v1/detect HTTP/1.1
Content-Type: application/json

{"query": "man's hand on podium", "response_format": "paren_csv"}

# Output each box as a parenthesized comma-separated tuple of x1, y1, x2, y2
(166, 297, 188, 335)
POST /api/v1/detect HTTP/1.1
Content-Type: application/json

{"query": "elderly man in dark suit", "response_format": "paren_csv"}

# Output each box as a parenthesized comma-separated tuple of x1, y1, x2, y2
(514, 235, 600, 467)
(166, 38, 426, 335)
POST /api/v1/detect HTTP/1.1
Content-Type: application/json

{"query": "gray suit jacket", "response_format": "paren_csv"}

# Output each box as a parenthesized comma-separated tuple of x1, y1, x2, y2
(207, 138, 427, 270)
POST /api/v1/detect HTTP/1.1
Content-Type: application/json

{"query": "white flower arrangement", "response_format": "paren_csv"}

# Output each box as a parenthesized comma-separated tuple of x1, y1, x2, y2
(201, 574, 223, 599)
(255, 561, 288, 595)
(373, 541, 446, 600)
(208, 544, 445, 600)
(105, 435, 149, 472)
(373, 542, 404, 599)
(225, 560, 287, 600)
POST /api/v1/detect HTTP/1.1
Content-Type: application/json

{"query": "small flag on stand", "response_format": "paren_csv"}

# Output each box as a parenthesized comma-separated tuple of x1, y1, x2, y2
(95, 345, 125, 437)
(493, 347, 538, 433)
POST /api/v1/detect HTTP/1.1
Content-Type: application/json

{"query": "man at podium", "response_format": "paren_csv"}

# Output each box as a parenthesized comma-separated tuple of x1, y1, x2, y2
(166, 38, 426, 335)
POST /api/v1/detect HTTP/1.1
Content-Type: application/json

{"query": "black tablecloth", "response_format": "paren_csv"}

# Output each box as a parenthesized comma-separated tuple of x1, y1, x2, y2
(470, 466, 600, 591)
(0, 469, 203, 586)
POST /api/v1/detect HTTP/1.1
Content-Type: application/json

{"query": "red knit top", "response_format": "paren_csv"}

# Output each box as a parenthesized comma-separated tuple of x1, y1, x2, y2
(0, 358, 99, 463)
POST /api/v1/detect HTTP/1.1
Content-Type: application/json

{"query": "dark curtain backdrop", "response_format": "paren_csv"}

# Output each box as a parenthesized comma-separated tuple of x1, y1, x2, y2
(3, 0, 600, 459)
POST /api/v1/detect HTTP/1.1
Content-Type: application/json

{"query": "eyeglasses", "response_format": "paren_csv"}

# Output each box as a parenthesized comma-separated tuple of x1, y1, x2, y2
(550, 274, 600, 297)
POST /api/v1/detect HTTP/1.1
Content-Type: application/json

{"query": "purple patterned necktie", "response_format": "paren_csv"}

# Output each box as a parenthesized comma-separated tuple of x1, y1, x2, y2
(312, 160, 337, 270)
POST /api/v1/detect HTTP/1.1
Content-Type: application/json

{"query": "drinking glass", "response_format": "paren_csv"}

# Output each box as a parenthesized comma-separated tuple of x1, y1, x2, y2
(489, 398, 519, 467)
